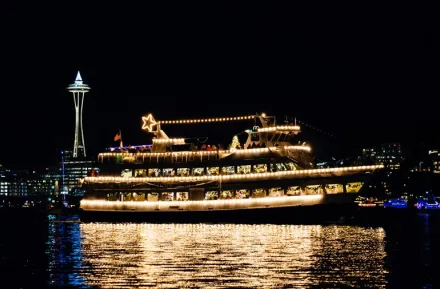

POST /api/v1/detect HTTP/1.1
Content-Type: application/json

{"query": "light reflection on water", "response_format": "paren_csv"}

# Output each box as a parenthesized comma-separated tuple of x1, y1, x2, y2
(48, 222, 387, 288)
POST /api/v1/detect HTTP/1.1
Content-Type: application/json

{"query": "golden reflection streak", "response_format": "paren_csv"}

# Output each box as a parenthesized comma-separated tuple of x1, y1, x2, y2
(79, 224, 387, 288)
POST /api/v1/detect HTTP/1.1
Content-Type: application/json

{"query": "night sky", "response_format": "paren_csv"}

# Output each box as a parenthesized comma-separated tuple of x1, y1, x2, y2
(0, 2, 436, 168)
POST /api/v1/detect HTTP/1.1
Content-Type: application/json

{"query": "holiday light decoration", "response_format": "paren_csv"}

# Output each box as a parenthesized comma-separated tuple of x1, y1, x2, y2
(97, 145, 312, 160)
(229, 135, 241, 150)
(80, 194, 324, 212)
(84, 164, 383, 183)
(142, 114, 256, 128)
(141, 114, 158, 132)
(152, 138, 185, 144)
(159, 115, 256, 124)
(257, 126, 300, 132)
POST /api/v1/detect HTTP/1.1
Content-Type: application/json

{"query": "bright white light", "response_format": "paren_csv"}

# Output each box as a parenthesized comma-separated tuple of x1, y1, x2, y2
(85, 165, 384, 184)
(80, 195, 324, 212)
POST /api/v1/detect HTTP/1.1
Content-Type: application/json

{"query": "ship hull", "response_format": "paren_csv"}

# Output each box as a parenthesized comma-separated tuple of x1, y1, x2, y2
(79, 193, 358, 223)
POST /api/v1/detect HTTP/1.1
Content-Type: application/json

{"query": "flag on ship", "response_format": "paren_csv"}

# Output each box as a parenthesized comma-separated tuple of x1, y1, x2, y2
(114, 130, 123, 149)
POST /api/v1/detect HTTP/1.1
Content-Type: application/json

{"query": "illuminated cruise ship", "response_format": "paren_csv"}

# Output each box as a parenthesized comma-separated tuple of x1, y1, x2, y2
(79, 113, 383, 221)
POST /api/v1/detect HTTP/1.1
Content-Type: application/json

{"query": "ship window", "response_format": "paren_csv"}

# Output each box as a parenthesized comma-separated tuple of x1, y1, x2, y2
(148, 168, 161, 177)
(269, 187, 283, 197)
(163, 168, 175, 177)
(122, 155, 135, 164)
(252, 189, 266, 198)
(253, 164, 267, 173)
(304, 185, 323, 195)
(220, 190, 234, 199)
(285, 162, 296, 170)
(133, 192, 145, 201)
(176, 168, 190, 176)
(346, 182, 364, 193)
(147, 192, 159, 201)
(237, 165, 251, 174)
(161, 192, 174, 201)
(325, 184, 344, 194)
(205, 191, 218, 200)
(135, 155, 143, 164)
(121, 169, 132, 178)
(192, 167, 205, 176)
(123, 192, 134, 201)
(221, 166, 235, 175)
(276, 163, 287, 171)
(236, 189, 250, 199)
(251, 133, 259, 141)
(106, 193, 119, 201)
(270, 163, 287, 172)
(286, 186, 301, 196)
(207, 167, 219, 176)
(176, 192, 189, 201)
(134, 169, 147, 177)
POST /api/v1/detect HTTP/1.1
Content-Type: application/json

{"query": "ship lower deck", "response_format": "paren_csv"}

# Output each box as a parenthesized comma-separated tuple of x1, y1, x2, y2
(79, 193, 358, 222)
(79, 201, 359, 224)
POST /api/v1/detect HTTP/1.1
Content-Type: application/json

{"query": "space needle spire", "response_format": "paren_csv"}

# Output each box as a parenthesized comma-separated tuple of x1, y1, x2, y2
(67, 71, 90, 158)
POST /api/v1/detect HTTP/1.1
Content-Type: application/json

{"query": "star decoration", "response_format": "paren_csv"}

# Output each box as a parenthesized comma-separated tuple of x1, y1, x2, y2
(142, 114, 157, 132)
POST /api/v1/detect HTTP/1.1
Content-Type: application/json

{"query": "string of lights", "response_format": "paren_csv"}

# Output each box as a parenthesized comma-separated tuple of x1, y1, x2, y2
(295, 119, 336, 138)
(143, 180, 215, 189)
(157, 115, 256, 124)
(85, 165, 383, 183)
(98, 145, 312, 157)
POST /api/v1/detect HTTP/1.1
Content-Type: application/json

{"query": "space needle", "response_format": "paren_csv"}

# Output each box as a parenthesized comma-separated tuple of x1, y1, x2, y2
(67, 71, 90, 158)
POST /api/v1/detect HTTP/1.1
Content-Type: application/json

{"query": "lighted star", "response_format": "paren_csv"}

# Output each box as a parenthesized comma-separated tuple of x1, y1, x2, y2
(142, 114, 157, 132)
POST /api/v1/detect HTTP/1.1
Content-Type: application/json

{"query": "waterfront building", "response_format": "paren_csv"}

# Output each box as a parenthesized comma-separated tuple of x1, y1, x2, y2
(361, 148, 377, 165)
(361, 143, 404, 170)
(60, 150, 99, 196)
(0, 166, 58, 197)
(428, 149, 440, 173)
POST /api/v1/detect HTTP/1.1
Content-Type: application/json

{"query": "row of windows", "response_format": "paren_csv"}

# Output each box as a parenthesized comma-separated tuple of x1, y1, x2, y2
(106, 186, 314, 202)
(102, 154, 220, 164)
(0, 193, 28, 196)
(103, 183, 363, 202)
(121, 163, 297, 177)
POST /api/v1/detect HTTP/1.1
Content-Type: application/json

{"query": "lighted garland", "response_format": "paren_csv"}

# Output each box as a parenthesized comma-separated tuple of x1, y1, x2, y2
(157, 115, 256, 124)
(142, 114, 257, 132)
(98, 145, 312, 158)
(84, 165, 384, 183)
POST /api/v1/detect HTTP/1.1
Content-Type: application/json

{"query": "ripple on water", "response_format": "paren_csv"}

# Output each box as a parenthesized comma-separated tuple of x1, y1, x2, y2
(44, 222, 388, 288)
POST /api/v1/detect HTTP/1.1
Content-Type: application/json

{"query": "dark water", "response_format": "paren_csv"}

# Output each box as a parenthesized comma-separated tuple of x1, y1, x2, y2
(0, 212, 439, 288)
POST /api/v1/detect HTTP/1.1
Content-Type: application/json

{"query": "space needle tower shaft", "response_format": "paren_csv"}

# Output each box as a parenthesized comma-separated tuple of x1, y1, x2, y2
(67, 71, 90, 158)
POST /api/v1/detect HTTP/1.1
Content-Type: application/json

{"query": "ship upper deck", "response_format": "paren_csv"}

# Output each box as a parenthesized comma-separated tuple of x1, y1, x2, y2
(101, 113, 316, 171)
(98, 145, 312, 165)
